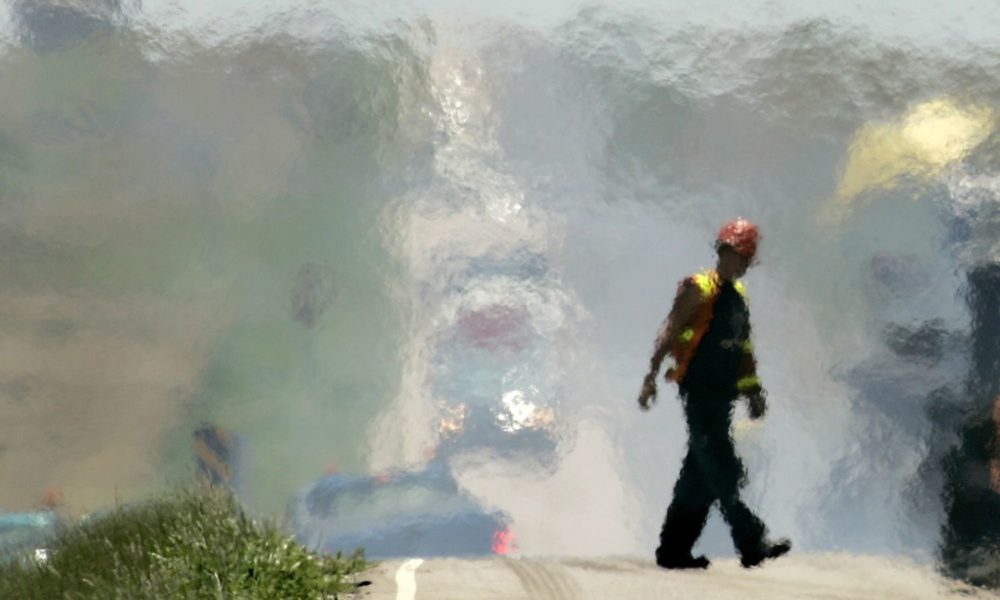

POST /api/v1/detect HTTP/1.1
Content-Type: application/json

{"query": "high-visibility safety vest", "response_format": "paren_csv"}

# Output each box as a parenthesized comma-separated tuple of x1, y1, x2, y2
(665, 269, 761, 392)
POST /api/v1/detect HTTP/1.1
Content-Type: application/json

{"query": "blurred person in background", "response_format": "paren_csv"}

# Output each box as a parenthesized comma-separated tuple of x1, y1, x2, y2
(940, 263, 1000, 586)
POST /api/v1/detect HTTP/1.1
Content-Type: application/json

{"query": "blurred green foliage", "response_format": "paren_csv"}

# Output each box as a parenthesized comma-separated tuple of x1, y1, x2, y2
(0, 489, 367, 599)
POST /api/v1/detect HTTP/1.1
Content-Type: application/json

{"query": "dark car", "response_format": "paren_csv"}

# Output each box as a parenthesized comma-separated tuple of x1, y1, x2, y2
(285, 460, 515, 559)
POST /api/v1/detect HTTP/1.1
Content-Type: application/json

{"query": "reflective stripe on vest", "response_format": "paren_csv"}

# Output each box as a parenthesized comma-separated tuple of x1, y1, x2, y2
(736, 375, 761, 392)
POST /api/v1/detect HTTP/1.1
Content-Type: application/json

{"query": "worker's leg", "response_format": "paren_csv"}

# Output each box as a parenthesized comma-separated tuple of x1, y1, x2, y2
(680, 385, 789, 566)
(707, 432, 779, 561)
(656, 442, 713, 564)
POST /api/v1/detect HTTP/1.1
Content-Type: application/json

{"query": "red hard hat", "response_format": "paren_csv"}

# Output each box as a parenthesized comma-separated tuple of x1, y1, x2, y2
(716, 218, 760, 258)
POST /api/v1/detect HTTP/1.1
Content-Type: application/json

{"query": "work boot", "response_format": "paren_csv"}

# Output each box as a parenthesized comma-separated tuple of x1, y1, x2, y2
(740, 538, 791, 568)
(656, 553, 711, 570)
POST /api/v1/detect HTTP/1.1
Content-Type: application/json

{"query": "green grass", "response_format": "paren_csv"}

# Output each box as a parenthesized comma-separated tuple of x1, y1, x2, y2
(0, 489, 367, 599)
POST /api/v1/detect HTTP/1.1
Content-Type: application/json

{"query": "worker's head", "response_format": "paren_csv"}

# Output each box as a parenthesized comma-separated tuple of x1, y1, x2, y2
(715, 218, 759, 280)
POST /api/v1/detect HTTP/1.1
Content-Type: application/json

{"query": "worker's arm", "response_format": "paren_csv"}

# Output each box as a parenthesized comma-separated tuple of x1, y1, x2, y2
(738, 318, 767, 419)
(638, 280, 702, 411)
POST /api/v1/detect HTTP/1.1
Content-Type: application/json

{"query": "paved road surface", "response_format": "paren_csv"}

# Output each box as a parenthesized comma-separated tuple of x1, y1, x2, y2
(350, 554, 998, 600)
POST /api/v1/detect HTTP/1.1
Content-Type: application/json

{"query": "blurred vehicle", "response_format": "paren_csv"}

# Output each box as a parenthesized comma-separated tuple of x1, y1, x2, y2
(192, 421, 515, 559)
(427, 250, 574, 464)
(0, 511, 58, 562)
(284, 460, 515, 559)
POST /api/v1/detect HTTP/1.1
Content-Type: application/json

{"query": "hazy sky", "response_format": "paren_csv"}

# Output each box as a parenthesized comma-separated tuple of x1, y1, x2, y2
(146, 0, 1000, 47)
(2, 1, 998, 53)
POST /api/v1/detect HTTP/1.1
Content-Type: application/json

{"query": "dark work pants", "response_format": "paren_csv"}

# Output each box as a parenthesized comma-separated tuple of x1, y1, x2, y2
(656, 390, 768, 560)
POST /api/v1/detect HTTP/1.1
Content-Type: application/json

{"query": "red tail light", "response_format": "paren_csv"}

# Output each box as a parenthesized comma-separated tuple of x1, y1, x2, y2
(492, 526, 517, 555)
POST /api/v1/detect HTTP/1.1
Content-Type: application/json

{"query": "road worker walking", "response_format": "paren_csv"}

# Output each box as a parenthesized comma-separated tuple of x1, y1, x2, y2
(638, 218, 791, 569)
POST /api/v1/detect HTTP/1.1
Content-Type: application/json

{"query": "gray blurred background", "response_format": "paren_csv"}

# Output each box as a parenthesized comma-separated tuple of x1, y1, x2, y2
(0, 0, 998, 565)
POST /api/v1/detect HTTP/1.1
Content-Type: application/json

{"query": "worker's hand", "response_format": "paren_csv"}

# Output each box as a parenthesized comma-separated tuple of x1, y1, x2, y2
(638, 375, 658, 411)
(747, 387, 767, 420)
